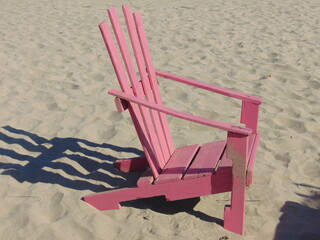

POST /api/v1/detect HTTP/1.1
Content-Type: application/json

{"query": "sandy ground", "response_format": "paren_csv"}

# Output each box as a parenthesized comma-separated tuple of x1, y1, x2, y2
(0, 0, 319, 239)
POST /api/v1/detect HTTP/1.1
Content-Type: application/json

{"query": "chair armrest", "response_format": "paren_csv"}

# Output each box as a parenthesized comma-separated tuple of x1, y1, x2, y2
(108, 89, 252, 135)
(155, 70, 262, 104)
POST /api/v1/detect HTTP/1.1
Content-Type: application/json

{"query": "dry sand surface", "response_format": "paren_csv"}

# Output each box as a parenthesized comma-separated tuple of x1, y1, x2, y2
(0, 0, 319, 239)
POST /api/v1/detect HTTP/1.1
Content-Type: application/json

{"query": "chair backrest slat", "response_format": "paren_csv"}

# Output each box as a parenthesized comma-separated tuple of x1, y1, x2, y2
(101, 6, 177, 177)
(99, 21, 161, 177)
(122, 6, 172, 163)
(107, 8, 168, 169)
(133, 12, 175, 157)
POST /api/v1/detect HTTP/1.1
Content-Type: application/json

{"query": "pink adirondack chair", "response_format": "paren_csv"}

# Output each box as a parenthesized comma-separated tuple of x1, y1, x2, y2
(84, 6, 262, 235)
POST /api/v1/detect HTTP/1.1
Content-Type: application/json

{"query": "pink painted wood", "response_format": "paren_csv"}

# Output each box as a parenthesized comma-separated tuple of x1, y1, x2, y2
(155, 144, 200, 184)
(108, 8, 166, 168)
(99, 21, 161, 177)
(246, 132, 260, 186)
(241, 101, 260, 133)
(224, 132, 248, 235)
(85, 5, 262, 235)
(113, 157, 148, 172)
(109, 89, 252, 135)
(155, 70, 263, 104)
(114, 97, 128, 113)
(184, 141, 226, 180)
(122, 6, 173, 163)
(84, 168, 232, 210)
(133, 12, 175, 157)
(137, 169, 154, 187)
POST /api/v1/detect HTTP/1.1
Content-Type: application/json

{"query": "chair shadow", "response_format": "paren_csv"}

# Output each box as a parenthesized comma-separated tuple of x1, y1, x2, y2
(0, 125, 144, 192)
(273, 184, 320, 240)
(122, 196, 223, 226)
(0, 126, 223, 225)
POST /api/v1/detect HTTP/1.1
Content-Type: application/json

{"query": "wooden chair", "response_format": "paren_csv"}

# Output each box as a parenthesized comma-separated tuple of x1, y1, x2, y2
(84, 5, 262, 234)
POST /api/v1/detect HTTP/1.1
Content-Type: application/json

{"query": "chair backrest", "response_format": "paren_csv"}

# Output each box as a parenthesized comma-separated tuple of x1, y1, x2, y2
(99, 6, 175, 178)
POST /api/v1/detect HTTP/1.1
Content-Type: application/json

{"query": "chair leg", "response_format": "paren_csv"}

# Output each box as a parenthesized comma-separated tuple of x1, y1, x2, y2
(224, 181, 246, 234)
(224, 132, 248, 235)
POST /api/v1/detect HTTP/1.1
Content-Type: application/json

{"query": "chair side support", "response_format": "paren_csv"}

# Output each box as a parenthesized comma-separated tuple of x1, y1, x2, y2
(241, 101, 260, 133)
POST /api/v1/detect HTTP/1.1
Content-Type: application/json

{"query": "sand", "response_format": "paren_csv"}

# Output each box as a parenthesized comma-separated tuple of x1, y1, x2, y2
(0, 0, 319, 239)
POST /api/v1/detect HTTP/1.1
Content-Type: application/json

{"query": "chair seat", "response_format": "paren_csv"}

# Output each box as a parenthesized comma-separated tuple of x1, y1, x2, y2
(137, 136, 257, 186)
(155, 140, 228, 184)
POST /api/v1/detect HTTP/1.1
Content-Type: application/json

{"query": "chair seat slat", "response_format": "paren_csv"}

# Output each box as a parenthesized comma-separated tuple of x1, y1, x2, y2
(183, 141, 226, 180)
(154, 144, 200, 184)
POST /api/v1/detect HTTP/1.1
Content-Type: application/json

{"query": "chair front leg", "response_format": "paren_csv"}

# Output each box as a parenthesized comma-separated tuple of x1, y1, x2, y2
(224, 132, 248, 235)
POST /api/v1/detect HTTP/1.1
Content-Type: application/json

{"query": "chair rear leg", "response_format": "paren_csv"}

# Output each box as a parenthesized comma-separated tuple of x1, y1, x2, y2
(113, 156, 148, 172)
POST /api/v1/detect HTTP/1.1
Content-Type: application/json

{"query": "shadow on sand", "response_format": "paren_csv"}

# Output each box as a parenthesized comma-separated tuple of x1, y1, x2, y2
(274, 184, 320, 240)
(123, 196, 223, 226)
(0, 125, 143, 192)
(0, 126, 223, 225)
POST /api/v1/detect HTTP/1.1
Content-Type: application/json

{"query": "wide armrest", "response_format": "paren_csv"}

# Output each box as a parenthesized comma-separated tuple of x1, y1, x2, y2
(109, 89, 252, 135)
(155, 70, 262, 104)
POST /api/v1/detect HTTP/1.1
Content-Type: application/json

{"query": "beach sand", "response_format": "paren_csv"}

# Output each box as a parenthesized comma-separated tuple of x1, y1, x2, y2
(0, 0, 319, 239)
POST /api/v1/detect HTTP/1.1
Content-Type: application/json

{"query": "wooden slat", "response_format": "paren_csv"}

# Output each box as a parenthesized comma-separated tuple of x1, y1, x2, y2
(109, 89, 253, 135)
(184, 141, 226, 180)
(99, 21, 160, 178)
(218, 152, 233, 169)
(155, 144, 200, 184)
(107, 8, 166, 167)
(155, 70, 263, 104)
(133, 12, 175, 158)
(122, 5, 172, 163)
